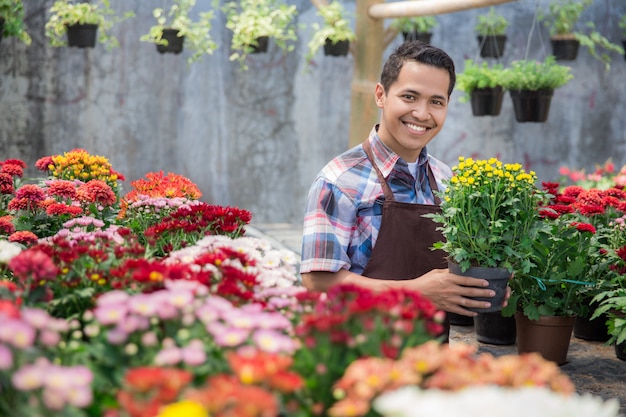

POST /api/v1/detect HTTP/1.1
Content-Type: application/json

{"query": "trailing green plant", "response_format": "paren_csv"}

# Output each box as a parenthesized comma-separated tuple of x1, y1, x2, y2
(475, 7, 509, 36)
(305, 1, 355, 64)
(45, 0, 134, 49)
(620, 14, 626, 38)
(0, 0, 31, 45)
(140, 0, 217, 64)
(540, 0, 623, 71)
(501, 56, 573, 91)
(222, 0, 297, 70)
(456, 59, 506, 103)
(390, 15, 437, 34)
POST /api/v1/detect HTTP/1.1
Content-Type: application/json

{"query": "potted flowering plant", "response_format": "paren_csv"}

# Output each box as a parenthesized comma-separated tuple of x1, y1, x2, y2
(428, 157, 545, 312)
(45, 0, 134, 49)
(0, 0, 31, 46)
(222, 0, 297, 70)
(474, 7, 509, 58)
(456, 59, 506, 116)
(140, 0, 217, 63)
(305, 0, 355, 63)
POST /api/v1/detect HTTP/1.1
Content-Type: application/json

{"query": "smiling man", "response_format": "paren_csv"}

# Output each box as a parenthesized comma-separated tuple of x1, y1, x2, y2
(300, 41, 509, 321)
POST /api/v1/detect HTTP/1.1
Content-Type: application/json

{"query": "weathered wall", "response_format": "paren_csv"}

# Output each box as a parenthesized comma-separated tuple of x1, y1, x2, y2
(1, 0, 625, 224)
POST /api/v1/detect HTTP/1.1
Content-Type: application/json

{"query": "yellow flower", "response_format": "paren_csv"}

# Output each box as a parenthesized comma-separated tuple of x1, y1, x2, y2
(157, 400, 208, 417)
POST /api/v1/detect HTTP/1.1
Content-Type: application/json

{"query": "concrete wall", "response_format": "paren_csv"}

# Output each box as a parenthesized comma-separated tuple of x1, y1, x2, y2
(1, 0, 625, 224)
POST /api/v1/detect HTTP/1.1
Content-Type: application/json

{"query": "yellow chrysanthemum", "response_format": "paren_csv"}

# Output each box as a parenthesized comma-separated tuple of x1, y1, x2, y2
(157, 401, 208, 417)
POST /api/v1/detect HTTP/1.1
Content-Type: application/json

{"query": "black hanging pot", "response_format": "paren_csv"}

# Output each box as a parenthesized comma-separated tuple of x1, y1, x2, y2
(0, 18, 5, 43)
(477, 35, 507, 58)
(402, 31, 432, 44)
(250, 36, 269, 54)
(622, 40, 626, 61)
(509, 89, 554, 123)
(323, 38, 350, 57)
(66, 23, 99, 48)
(470, 86, 504, 116)
(550, 37, 580, 60)
(157, 29, 185, 54)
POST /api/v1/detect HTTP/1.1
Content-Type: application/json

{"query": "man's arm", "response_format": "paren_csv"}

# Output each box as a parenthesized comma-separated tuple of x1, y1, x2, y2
(302, 268, 510, 316)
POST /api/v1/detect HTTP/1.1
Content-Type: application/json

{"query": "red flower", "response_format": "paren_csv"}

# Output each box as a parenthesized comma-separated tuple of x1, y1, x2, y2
(46, 203, 83, 217)
(0, 163, 24, 177)
(571, 222, 596, 234)
(2, 159, 27, 169)
(77, 180, 117, 206)
(9, 231, 39, 246)
(8, 247, 59, 282)
(14, 184, 46, 202)
(35, 156, 54, 172)
(47, 180, 79, 199)
(0, 216, 15, 235)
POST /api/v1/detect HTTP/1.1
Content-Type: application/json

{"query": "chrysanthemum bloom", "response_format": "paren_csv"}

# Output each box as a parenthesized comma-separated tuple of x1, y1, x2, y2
(157, 400, 208, 417)
(35, 156, 54, 172)
(47, 180, 78, 199)
(0, 216, 16, 235)
(8, 247, 59, 282)
(0, 162, 24, 178)
(0, 173, 14, 194)
(14, 184, 46, 202)
(8, 231, 39, 246)
(76, 180, 117, 206)
(46, 203, 83, 217)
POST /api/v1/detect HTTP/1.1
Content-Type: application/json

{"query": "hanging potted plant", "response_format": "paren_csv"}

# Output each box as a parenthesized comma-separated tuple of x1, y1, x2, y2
(0, 0, 31, 46)
(456, 59, 506, 117)
(222, 0, 297, 70)
(140, 0, 217, 64)
(305, 0, 355, 64)
(540, 0, 624, 69)
(619, 14, 626, 61)
(45, 0, 134, 49)
(502, 184, 601, 365)
(389, 16, 437, 44)
(474, 7, 509, 58)
(501, 56, 573, 123)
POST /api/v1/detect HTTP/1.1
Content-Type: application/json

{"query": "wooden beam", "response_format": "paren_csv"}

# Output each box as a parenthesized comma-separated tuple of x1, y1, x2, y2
(368, 0, 518, 19)
(348, 0, 518, 148)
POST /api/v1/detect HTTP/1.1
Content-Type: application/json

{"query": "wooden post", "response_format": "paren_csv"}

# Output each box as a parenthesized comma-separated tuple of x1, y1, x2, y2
(348, 0, 518, 148)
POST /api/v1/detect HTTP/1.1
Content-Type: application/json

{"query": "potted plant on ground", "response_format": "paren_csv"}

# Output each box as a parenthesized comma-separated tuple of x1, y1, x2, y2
(428, 157, 544, 313)
(475, 7, 509, 58)
(45, 0, 134, 49)
(140, 0, 217, 64)
(502, 183, 601, 365)
(305, 0, 355, 64)
(540, 0, 624, 70)
(456, 59, 506, 117)
(389, 15, 437, 44)
(500, 56, 573, 123)
(0, 0, 31, 46)
(222, 0, 298, 70)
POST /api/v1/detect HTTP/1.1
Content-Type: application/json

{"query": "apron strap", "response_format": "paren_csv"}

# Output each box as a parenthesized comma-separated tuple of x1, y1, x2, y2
(363, 140, 442, 205)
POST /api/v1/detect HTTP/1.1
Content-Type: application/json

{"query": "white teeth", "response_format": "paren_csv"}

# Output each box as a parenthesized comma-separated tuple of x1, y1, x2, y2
(406, 123, 426, 132)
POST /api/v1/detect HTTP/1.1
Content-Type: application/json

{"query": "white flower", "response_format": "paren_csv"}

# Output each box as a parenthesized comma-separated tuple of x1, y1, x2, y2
(0, 240, 22, 264)
(373, 386, 621, 417)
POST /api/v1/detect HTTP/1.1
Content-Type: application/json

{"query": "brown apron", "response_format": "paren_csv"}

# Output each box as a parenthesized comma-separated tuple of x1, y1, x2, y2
(361, 140, 450, 340)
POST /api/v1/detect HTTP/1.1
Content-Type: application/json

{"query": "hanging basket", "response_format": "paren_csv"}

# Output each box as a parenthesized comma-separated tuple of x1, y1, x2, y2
(477, 35, 507, 58)
(157, 29, 185, 54)
(323, 39, 350, 57)
(66, 23, 99, 48)
(402, 31, 432, 44)
(470, 86, 504, 116)
(550, 37, 580, 60)
(250, 36, 269, 54)
(0, 18, 5, 44)
(509, 89, 554, 123)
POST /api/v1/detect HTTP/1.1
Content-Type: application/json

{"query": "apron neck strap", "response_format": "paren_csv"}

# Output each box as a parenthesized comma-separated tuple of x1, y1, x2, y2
(362, 139, 442, 205)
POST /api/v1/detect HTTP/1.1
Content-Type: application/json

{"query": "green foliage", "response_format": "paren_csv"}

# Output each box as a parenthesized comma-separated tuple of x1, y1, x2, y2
(540, 0, 592, 37)
(0, 0, 31, 45)
(390, 15, 437, 34)
(620, 14, 626, 38)
(45, 0, 134, 49)
(456, 59, 506, 103)
(501, 56, 573, 91)
(140, 0, 217, 64)
(305, 1, 355, 65)
(575, 23, 625, 72)
(475, 7, 509, 36)
(223, 0, 298, 70)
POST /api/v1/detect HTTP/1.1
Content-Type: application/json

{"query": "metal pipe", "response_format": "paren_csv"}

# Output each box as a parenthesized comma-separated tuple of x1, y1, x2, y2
(368, 0, 518, 19)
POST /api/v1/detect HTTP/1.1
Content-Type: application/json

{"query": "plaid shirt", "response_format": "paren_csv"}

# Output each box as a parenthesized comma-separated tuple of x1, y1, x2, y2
(300, 127, 453, 275)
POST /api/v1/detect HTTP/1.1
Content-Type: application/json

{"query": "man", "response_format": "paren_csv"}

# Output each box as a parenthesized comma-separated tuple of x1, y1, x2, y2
(300, 40, 508, 317)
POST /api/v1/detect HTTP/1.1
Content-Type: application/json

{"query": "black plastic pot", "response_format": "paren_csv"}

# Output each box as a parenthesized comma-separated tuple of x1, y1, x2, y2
(66, 23, 98, 48)
(470, 86, 504, 116)
(323, 39, 350, 57)
(448, 312, 474, 326)
(157, 29, 184, 54)
(623, 40, 626, 61)
(402, 31, 432, 44)
(574, 302, 610, 342)
(551, 38, 580, 60)
(509, 89, 554, 123)
(448, 261, 510, 313)
(616, 340, 626, 361)
(0, 18, 5, 44)
(474, 311, 516, 345)
(477, 35, 506, 58)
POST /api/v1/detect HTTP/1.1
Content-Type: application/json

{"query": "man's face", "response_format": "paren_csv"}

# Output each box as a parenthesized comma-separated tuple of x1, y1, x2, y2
(374, 61, 450, 162)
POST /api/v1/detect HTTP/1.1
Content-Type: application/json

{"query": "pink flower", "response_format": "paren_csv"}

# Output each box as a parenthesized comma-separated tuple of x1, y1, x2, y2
(0, 344, 12, 370)
(154, 346, 183, 366)
(1, 319, 36, 349)
(12, 363, 45, 390)
(8, 248, 58, 282)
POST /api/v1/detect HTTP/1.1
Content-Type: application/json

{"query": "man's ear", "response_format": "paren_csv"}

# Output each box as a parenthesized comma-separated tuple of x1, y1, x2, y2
(374, 83, 385, 108)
